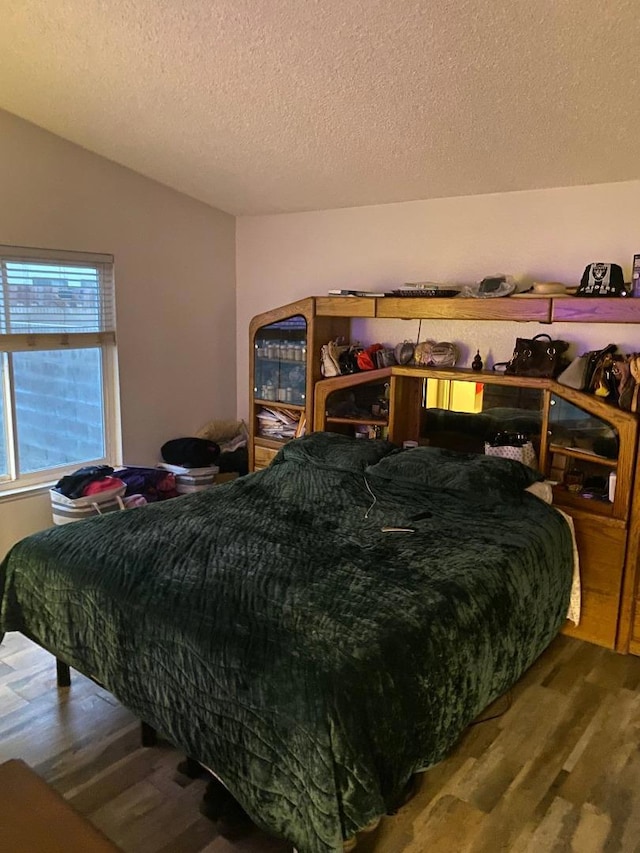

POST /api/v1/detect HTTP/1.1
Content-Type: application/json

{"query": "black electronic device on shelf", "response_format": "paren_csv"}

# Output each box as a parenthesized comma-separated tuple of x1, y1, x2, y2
(390, 288, 460, 298)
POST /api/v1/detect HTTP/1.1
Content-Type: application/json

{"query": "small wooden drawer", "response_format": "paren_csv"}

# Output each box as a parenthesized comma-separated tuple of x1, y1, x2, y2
(254, 445, 279, 470)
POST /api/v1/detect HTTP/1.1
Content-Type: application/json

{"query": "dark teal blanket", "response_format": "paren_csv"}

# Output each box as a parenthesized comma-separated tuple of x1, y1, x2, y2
(0, 434, 573, 853)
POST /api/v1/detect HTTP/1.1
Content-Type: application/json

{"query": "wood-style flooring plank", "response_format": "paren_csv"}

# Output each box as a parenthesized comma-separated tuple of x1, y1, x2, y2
(2, 632, 640, 852)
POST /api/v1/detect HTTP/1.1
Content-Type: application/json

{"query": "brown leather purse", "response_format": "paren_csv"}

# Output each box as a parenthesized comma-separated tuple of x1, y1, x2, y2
(499, 334, 569, 378)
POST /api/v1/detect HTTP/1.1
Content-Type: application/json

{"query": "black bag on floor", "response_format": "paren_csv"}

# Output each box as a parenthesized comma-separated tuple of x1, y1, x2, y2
(161, 437, 220, 467)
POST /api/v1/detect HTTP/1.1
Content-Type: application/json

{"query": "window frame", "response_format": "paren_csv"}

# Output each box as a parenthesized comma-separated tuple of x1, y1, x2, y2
(0, 245, 121, 495)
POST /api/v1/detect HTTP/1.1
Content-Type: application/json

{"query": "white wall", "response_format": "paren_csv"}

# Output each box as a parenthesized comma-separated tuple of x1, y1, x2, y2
(236, 181, 640, 420)
(0, 109, 236, 558)
(3, 113, 639, 561)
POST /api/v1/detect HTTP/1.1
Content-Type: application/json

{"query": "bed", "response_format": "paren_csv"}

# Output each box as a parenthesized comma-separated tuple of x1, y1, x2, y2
(0, 432, 575, 853)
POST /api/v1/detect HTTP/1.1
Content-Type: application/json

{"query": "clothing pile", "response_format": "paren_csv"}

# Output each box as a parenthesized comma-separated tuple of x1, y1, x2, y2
(53, 465, 178, 513)
(115, 467, 178, 503)
(162, 421, 249, 476)
(158, 423, 248, 493)
(54, 465, 126, 501)
(51, 465, 129, 525)
(51, 424, 247, 525)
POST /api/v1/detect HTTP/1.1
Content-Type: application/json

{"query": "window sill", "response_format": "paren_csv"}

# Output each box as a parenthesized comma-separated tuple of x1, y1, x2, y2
(0, 458, 117, 504)
(0, 481, 55, 504)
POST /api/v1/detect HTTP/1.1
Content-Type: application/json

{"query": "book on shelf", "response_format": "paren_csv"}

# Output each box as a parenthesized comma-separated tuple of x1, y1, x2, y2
(256, 406, 300, 440)
(327, 289, 386, 297)
(294, 413, 307, 438)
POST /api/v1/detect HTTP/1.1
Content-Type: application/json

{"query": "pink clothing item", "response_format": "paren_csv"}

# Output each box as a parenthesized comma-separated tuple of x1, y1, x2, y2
(123, 494, 148, 509)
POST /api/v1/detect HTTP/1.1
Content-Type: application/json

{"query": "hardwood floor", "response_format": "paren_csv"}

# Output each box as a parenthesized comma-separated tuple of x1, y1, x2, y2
(1, 632, 640, 852)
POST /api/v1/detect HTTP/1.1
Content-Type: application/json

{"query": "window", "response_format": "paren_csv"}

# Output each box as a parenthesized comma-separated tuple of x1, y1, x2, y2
(0, 245, 120, 491)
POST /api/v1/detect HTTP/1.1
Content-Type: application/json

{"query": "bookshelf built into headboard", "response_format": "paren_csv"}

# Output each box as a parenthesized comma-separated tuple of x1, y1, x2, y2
(250, 295, 640, 655)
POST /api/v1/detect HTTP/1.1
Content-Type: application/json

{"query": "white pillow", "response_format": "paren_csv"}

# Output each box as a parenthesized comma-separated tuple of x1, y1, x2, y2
(525, 480, 554, 504)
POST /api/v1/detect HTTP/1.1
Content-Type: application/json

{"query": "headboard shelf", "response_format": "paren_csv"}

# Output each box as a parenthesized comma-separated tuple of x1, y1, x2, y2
(250, 298, 640, 655)
(314, 364, 639, 653)
(548, 444, 618, 469)
(375, 296, 551, 321)
(551, 487, 616, 518)
(314, 294, 640, 323)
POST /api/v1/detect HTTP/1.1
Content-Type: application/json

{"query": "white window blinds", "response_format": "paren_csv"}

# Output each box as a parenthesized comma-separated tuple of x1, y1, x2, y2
(0, 245, 115, 350)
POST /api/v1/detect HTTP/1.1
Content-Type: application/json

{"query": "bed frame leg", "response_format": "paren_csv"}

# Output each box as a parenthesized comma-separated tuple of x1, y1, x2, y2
(343, 816, 381, 851)
(140, 721, 158, 747)
(176, 756, 205, 779)
(56, 659, 71, 688)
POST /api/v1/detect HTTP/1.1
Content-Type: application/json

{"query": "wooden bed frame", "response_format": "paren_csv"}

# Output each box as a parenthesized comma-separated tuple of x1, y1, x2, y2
(250, 296, 640, 656)
(314, 366, 640, 654)
(42, 378, 624, 851)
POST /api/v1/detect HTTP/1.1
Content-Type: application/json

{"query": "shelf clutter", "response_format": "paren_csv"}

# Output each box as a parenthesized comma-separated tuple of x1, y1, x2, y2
(51, 422, 248, 524)
(256, 406, 306, 441)
(323, 261, 634, 302)
(249, 293, 640, 656)
(314, 294, 640, 323)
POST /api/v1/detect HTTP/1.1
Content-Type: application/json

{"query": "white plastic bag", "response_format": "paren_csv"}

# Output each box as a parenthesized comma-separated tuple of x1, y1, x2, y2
(484, 441, 537, 469)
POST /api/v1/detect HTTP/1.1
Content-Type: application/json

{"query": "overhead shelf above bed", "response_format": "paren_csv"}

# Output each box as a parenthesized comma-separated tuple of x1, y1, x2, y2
(314, 295, 640, 322)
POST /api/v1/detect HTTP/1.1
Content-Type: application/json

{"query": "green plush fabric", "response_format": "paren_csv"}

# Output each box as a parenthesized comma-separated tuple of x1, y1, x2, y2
(0, 432, 572, 853)
(274, 431, 396, 471)
(366, 445, 542, 500)
(423, 406, 542, 440)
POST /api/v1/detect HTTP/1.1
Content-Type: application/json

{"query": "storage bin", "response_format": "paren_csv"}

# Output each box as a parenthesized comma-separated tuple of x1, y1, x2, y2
(158, 464, 240, 493)
(174, 466, 219, 494)
(50, 485, 126, 525)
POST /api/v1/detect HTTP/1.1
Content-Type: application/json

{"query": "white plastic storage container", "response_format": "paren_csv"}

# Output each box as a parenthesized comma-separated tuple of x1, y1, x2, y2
(175, 467, 219, 494)
(50, 485, 126, 525)
(158, 463, 220, 494)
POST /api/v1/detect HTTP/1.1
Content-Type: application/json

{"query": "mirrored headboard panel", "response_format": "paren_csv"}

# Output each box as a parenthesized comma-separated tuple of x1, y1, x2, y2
(419, 378, 544, 455)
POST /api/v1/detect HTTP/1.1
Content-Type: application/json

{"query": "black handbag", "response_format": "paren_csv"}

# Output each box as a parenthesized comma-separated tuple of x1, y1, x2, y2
(338, 345, 363, 374)
(557, 344, 618, 391)
(498, 334, 569, 378)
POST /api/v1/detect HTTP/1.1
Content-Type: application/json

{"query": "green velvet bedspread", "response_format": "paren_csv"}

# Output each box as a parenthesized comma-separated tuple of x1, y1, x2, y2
(0, 434, 573, 853)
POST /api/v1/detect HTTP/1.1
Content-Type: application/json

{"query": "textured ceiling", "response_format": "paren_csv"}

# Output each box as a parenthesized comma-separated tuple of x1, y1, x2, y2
(1, 0, 639, 216)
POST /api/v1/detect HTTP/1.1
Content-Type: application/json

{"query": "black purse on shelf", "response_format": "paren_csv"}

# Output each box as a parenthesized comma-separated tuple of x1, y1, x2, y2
(338, 345, 363, 375)
(496, 334, 570, 379)
(557, 344, 618, 392)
